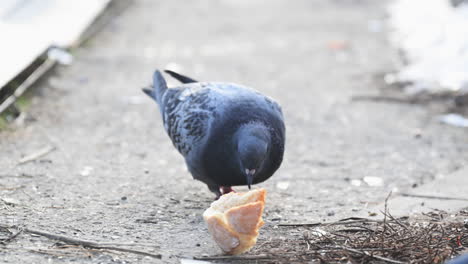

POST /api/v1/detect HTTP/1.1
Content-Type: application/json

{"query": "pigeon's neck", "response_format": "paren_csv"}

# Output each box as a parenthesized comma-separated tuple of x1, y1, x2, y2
(234, 123, 271, 145)
(234, 123, 271, 172)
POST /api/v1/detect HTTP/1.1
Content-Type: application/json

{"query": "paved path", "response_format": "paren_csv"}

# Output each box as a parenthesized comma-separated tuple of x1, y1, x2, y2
(1, 0, 467, 263)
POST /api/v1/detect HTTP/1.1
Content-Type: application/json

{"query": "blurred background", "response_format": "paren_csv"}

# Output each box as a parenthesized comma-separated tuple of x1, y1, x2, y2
(1, 0, 468, 124)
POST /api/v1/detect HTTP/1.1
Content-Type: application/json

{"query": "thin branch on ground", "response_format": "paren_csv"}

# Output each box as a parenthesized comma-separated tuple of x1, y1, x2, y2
(17, 145, 56, 165)
(336, 245, 406, 264)
(194, 254, 270, 261)
(400, 193, 468, 201)
(0, 228, 23, 244)
(0, 224, 161, 259)
(278, 218, 382, 227)
(351, 95, 419, 104)
(265, 209, 467, 263)
(381, 191, 393, 246)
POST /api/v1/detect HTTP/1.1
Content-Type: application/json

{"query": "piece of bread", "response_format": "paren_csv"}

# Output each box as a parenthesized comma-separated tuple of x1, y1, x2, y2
(203, 188, 266, 255)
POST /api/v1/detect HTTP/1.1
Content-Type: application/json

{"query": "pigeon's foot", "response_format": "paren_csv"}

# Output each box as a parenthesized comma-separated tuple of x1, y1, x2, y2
(220, 186, 235, 195)
(212, 186, 236, 200)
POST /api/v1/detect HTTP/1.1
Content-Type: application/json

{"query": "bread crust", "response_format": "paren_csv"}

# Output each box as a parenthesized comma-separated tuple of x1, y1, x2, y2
(203, 188, 266, 255)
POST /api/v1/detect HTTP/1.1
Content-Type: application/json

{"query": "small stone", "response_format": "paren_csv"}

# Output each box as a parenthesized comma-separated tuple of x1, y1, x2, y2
(276, 181, 290, 190)
(1, 197, 21, 206)
(351, 179, 362, 187)
(80, 166, 93, 176)
(121, 196, 127, 201)
(363, 176, 384, 187)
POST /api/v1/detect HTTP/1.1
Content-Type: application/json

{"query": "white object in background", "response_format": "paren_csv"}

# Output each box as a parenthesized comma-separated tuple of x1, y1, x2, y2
(47, 47, 73, 65)
(389, 0, 468, 92)
(276, 181, 290, 190)
(351, 179, 362, 187)
(0, 0, 110, 88)
(439, 113, 468, 127)
(363, 176, 384, 187)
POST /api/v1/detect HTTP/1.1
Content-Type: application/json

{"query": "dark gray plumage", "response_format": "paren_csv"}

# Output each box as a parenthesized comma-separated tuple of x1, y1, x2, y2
(143, 70, 285, 197)
(447, 254, 468, 264)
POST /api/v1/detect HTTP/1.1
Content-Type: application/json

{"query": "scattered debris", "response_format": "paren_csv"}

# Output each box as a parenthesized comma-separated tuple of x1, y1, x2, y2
(278, 218, 382, 227)
(180, 258, 212, 264)
(0, 173, 38, 178)
(351, 90, 464, 106)
(1, 197, 21, 207)
(194, 254, 270, 261)
(247, 210, 468, 263)
(351, 179, 362, 187)
(135, 218, 158, 224)
(439, 113, 468, 128)
(80, 166, 94, 176)
(0, 185, 24, 191)
(400, 193, 468, 201)
(28, 246, 94, 259)
(47, 47, 74, 65)
(276, 181, 290, 190)
(17, 145, 56, 165)
(0, 224, 162, 259)
(363, 176, 384, 187)
(351, 94, 418, 104)
(0, 227, 22, 245)
(309, 227, 327, 237)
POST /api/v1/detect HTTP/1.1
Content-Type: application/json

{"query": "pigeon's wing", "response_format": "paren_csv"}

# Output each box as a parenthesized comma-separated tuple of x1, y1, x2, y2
(160, 83, 217, 157)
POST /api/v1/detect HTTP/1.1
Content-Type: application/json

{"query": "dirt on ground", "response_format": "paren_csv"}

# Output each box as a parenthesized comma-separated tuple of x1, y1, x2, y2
(1, 0, 468, 263)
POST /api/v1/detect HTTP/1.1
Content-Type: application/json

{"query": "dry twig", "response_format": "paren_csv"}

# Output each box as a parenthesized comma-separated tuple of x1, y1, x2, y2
(278, 218, 382, 227)
(0, 228, 23, 244)
(266, 209, 467, 263)
(194, 254, 270, 261)
(336, 245, 406, 264)
(400, 193, 468, 201)
(17, 145, 56, 165)
(0, 224, 161, 259)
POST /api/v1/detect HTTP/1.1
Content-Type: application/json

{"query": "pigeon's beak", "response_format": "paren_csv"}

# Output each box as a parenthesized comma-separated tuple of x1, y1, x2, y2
(245, 169, 256, 189)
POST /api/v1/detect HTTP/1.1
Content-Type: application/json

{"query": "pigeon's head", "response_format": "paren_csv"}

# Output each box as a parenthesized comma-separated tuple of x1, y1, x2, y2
(236, 123, 271, 189)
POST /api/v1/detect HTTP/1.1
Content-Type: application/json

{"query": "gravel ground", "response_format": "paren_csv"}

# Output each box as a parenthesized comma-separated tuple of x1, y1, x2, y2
(1, 0, 468, 263)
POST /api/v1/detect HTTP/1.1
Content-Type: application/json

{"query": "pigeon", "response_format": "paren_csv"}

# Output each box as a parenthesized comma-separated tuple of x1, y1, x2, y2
(143, 70, 285, 198)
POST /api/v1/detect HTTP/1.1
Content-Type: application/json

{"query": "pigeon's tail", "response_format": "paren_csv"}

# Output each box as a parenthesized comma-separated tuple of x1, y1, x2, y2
(164, 70, 197, 84)
(143, 70, 168, 105)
